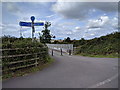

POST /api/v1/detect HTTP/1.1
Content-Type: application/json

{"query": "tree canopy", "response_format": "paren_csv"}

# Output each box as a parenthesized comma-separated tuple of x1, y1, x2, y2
(40, 22, 52, 43)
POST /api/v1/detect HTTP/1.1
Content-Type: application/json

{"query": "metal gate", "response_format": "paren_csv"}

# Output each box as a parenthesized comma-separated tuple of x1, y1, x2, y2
(46, 44, 73, 55)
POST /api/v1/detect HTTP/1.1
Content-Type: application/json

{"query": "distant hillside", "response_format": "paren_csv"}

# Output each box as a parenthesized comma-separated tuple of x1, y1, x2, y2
(75, 32, 120, 58)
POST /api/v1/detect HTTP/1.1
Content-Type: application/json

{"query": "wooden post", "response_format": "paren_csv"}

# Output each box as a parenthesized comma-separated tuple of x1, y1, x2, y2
(35, 54, 38, 67)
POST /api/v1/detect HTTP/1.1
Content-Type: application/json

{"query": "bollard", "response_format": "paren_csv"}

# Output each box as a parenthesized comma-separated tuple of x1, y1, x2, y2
(69, 49, 71, 55)
(61, 48, 63, 56)
(52, 49, 53, 56)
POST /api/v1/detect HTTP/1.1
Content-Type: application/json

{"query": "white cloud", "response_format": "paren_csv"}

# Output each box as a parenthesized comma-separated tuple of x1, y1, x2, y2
(1, 23, 35, 37)
(52, 2, 88, 20)
(52, 2, 117, 20)
(90, 33, 95, 36)
(2, 24, 19, 31)
(111, 17, 118, 29)
(88, 28, 101, 31)
(60, 22, 75, 26)
(2, 23, 20, 37)
(5, 3, 21, 13)
(4, 2, 41, 22)
(66, 32, 72, 35)
(46, 14, 56, 18)
(75, 26, 80, 30)
(87, 16, 109, 29)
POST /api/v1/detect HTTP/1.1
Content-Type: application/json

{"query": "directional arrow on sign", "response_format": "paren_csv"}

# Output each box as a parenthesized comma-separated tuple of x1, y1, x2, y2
(19, 22, 31, 27)
(34, 22, 44, 26)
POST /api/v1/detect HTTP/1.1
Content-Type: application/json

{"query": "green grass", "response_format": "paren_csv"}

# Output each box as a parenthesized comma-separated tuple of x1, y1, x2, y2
(76, 53, 118, 58)
(2, 56, 55, 80)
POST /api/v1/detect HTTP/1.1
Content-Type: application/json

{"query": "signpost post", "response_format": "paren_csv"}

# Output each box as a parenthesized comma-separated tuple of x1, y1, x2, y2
(19, 16, 44, 42)
(31, 16, 35, 42)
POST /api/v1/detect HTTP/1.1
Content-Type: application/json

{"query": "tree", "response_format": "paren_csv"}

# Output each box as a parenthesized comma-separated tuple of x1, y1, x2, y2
(40, 22, 52, 43)
(64, 37, 71, 43)
(79, 38, 85, 45)
(52, 36, 56, 39)
(53, 40, 59, 44)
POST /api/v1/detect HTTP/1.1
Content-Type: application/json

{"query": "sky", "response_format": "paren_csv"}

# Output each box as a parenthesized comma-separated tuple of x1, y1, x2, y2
(1, 0, 119, 40)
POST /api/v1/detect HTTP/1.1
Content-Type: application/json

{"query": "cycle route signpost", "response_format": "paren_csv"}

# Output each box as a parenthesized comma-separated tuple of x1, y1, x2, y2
(19, 16, 44, 42)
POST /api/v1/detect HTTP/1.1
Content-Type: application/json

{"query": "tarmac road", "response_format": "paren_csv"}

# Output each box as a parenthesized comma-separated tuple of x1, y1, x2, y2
(2, 50, 118, 88)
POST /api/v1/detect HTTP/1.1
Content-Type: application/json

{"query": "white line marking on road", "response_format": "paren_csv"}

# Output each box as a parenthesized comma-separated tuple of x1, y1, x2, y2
(89, 74, 118, 88)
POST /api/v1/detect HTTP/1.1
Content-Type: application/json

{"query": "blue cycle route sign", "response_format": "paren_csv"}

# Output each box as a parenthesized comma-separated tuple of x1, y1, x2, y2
(19, 16, 44, 42)
(19, 16, 44, 27)
(19, 22, 44, 27)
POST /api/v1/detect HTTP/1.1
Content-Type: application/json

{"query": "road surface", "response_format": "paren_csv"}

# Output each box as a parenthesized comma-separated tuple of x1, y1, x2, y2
(2, 50, 118, 88)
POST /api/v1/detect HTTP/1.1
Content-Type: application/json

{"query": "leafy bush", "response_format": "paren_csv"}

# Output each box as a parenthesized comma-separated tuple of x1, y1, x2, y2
(1, 36, 50, 74)
(75, 32, 120, 57)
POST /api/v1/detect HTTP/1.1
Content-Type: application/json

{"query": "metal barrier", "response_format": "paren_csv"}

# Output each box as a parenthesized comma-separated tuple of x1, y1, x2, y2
(46, 44, 73, 56)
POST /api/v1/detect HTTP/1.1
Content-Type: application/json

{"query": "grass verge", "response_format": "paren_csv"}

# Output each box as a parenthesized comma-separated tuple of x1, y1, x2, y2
(2, 56, 55, 81)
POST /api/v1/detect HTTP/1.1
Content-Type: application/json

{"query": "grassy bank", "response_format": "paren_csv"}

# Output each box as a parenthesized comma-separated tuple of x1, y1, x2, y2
(75, 32, 120, 58)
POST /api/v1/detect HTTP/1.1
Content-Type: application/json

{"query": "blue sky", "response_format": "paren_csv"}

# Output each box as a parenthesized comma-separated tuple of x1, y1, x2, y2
(1, 1, 118, 40)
